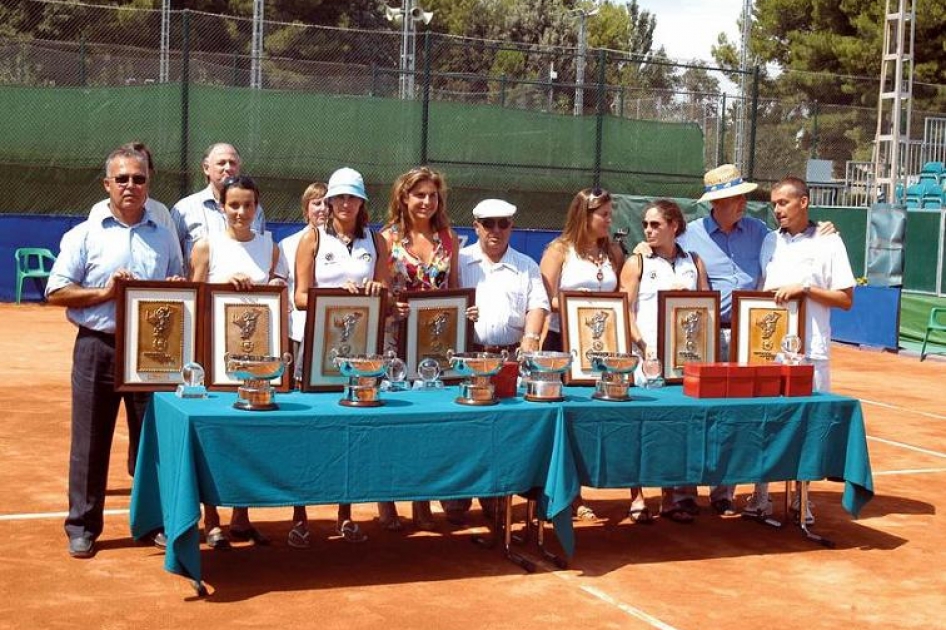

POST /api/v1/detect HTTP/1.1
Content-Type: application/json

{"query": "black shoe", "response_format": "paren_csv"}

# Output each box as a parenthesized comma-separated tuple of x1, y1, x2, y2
(68, 535, 95, 559)
(712, 498, 737, 517)
(152, 531, 168, 548)
(677, 498, 701, 515)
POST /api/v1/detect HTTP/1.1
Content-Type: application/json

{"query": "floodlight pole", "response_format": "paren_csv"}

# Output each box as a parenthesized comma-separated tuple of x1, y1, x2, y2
(159, 0, 170, 83)
(570, 7, 598, 116)
(250, 0, 264, 88)
(401, 0, 414, 99)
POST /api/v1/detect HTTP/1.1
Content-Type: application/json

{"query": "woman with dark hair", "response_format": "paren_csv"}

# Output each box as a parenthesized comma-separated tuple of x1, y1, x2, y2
(189, 175, 287, 548)
(539, 187, 625, 522)
(620, 199, 709, 524)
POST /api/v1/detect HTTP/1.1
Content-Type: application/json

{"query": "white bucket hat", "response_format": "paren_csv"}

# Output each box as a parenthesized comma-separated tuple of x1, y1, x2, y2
(325, 167, 368, 201)
(472, 199, 517, 219)
(698, 164, 758, 202)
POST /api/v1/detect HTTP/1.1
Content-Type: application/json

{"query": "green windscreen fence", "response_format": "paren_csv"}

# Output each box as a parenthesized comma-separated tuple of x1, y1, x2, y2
(0, 83, 704, 227)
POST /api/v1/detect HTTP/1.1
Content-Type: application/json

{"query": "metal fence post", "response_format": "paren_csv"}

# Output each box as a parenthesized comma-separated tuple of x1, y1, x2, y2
(179, 10, 191, 201)
(500, 74, 507, 108)
(232, 52, 239, 87)
(78, 36, 86, 86)
(811, 100, 819, 158)
(716, 93, 726, 166)
(592, 49, 607, 188)
(420, 30, 431, 165)
(747, 66, 760, 180)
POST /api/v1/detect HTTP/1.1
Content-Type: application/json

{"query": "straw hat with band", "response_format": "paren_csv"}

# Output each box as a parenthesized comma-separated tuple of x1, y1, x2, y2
(698, 164, 758, 203)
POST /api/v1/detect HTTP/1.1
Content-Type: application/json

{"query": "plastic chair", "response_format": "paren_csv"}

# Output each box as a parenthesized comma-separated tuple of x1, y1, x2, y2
(920, 308, 946, 361)
(14, 247, 57, 304)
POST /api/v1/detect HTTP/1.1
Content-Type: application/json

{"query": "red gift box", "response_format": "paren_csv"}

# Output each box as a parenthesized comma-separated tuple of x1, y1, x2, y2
(754, 364, 783, 397)
(781, 363, 814, 397)
(683, 363, 728, 398)
(724, 364, 757, 398)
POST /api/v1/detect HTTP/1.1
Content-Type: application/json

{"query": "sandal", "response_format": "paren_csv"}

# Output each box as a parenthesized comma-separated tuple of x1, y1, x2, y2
(574, 505, 598, 521)
(287, 523, 311, 549)
(205, 526, 231, 550)
(628, 506, 655, 524)
(660, 508, 695, 524)
(336, 520, 368, 544)
(230, 526, 271, 545)
(377, 502, 404, 532)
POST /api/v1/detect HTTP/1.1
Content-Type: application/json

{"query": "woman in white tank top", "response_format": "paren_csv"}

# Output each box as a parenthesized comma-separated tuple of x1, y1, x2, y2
(620, 199, 709, 525)
(188, 176, 287, 549)
(539, 188, 624, 353)
(538, 187, 625, 522)
(290, 167, 389, 547)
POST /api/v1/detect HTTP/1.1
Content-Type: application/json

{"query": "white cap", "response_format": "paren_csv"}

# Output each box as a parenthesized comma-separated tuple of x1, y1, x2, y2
(472, 199, 516, 219)
(325, 167, 368, 201)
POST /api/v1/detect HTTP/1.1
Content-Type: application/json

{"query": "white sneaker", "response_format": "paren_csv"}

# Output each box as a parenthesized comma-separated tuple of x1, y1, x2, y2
(791, 496, 815, 525)
(743, 493, 773, 517)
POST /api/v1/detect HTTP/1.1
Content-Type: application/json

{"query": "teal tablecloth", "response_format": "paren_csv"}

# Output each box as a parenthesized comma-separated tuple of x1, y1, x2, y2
(129, 389, 579, 581)
(562, 386, 874, 517)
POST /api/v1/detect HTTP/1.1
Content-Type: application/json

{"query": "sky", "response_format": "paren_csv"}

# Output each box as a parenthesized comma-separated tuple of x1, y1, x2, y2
(635, 0, 746, 64)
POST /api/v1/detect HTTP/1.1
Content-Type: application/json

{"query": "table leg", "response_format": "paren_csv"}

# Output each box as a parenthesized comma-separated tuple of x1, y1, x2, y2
(796, 481, 835, 548)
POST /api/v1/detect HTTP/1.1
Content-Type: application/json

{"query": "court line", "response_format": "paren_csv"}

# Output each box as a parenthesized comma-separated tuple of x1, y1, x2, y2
(867, 436, 946, 459)
(0, 508, 128, 521)
(552, 571, 680, 630)
(872, 467, 946, 476)
(859, 398, 946, 421)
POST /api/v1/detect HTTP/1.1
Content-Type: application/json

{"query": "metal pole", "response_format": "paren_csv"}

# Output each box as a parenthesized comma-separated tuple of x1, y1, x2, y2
(500, 74, 507, 108)
(178, 10, 191, 201)
(716, 93, 726, 166)
(159, 0, 170, 83)
(400, 0, 413, 99)
(811, 100, 819, 158)
(420, 30, 431, 164)
(747, 66, 760, 180)
(593, 50, 606, 188)
(250, 0, 264, 89)
(574, 14, 587, 116)
(78, 36, 86, 86)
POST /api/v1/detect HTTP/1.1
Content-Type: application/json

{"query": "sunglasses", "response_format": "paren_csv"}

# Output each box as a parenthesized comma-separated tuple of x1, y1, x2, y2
(642, 220, 665, 229)
(110, 174, 147, 186)
(586, 187, 610, 210)
(479, 217, 511, 230)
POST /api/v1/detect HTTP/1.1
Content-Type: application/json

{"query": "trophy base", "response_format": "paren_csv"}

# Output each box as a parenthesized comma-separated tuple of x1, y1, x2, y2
(593, 380, 632, 401)
(380, 379, 410, 392)
(454, 396, 499, 406)
(339, 398, 384, 408)
(412, 379, 444, 390)
(233, 400, 278, 411)
(591, 391, 632, 402)
(523, 393, 564, 403)
(175, 384, 207, 399)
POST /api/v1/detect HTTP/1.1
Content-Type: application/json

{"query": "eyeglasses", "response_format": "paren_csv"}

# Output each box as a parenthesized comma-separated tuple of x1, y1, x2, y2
(110, 174, 147, 186)
(586, 187, 610, 210)
(479, 218, 511, 230)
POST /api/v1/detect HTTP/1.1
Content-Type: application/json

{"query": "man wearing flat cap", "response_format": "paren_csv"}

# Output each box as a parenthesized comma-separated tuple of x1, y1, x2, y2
(460, 199, 549, 354)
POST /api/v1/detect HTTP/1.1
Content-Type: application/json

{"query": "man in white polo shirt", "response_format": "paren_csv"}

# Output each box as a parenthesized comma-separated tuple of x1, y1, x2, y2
(460, 199, 549, 354)
(744, 175, 855, 524)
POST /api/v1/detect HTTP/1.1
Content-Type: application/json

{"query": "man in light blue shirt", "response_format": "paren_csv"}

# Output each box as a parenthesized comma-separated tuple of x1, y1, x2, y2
(170, 142, 266, 270)
(47, 146, 184, 559)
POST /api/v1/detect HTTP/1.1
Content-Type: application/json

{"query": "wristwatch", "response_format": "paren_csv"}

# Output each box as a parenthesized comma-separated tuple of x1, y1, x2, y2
(801, 279, 811, 294)
(523, 332, 541, 341)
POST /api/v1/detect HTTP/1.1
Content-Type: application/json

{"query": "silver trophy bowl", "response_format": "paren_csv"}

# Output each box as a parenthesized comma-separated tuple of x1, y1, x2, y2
(448, 351, 508, 406)
(587, 351, 639, 402)
(224, 352, 292, 411)
(333, 354, 386, 406)
(518, 350, 574, 402)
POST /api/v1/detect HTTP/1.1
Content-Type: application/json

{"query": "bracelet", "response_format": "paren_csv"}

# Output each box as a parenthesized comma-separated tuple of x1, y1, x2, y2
(523, 332, 541, 341)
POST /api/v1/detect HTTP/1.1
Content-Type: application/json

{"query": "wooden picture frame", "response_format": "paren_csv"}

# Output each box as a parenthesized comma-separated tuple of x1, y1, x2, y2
(398, 288, 474, 384)
(656, 290, 721, 383)
(301, 288, 386, 392)
(559, 290, 631, 385)
(202, 284, 290, 391)
(115, 280, 202, 392)
(731, 290, 807, 365)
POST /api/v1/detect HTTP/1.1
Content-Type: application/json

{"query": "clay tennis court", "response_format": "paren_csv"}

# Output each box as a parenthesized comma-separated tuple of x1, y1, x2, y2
(1, 303, 944, 629)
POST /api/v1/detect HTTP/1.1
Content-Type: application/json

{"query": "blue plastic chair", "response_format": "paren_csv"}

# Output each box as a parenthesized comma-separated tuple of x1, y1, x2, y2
(920, 308, 946, 361)
(14, 248, 57, 304)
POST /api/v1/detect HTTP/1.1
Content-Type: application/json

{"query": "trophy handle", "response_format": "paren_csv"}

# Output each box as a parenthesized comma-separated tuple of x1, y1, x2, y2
(500, 349, 509, 361)
(282, 352, 293, 366)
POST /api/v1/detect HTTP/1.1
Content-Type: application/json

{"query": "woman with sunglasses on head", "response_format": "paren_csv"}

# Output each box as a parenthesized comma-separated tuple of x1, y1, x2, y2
(377, 166, 463, 532)
(288, 167, 388, 548)
(539, 187, 625, 522)
(189, 175, 288, 549)
(619, 199, 709, 525)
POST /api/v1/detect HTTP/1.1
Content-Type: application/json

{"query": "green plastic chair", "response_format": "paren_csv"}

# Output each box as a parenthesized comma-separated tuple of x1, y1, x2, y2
(14, 247, 57, 304)
(920, 307, 946, 361)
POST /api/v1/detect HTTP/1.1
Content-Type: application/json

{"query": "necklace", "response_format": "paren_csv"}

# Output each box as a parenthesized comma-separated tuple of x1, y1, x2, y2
(587, 247, 607, 285)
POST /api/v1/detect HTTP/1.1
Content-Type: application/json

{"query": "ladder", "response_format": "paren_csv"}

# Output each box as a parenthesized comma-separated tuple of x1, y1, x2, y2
(872, 0, 915, 204)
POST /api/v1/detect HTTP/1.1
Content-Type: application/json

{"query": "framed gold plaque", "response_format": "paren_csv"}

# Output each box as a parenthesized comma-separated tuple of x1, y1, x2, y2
(203, 284, 290, 391)
(399, 289, 474, 383)
(115, 280, 202, 392)
(559, 291, 631, 385)
(301, 288, 386, 392)
(731, 291, 807, 365)
(656, 290, 721, 383)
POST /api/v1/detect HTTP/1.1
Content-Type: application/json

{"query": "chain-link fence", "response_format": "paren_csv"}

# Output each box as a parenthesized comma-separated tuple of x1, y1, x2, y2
(2, 0, 945, 227)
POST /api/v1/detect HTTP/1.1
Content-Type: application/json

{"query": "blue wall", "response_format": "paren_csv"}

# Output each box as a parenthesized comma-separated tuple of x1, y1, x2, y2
(1, 215, 558, 303)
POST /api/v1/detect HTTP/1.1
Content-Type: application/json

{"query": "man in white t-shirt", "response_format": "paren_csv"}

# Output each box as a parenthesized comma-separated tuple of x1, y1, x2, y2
(744, 176, 855, 524)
